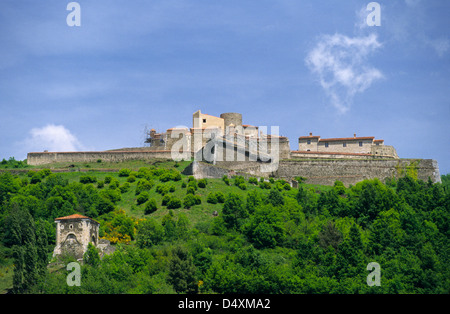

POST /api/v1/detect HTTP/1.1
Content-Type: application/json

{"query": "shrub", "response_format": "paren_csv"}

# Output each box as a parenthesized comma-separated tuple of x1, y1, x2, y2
(100, 188, 122, 204)
(181, 181, 187, 188)
(108, 179, 120, 189)
(238, 183, 247, 190)
(248, 177, 258, 185)
(137, 191, 150, 205)
(126, 175, 136, 183)
(167, 197, 182, 209)
(234, 176, 245, 187)
(162, 194, 171, 206)
(97, 180, 104, 189)
(184, 194, 198, 209)
(119, 182, 131, 193)
(283, 183, 291, 191)
(118, 168, 131, 177)
(144, 199, 158, 215)
(222, 175, 230, 186)
(215, 191, 225, 203)
(159, 172, 172, 182)
(80, 175, 97, 184)
(198, 178, 207, 188)
(186, 186, 196, 195)
(159, 170, 182, 182)
(333, 180, 346, 195)
(136, 179, 154, 195)
(156, 183, 175, 195)
(187, 180, 198, 190)
(156, 184, 169, 195)
(259, 181, 271, 189)
(104, 176, 112, 184)
(207, 192, 218, 204)
(137, 167, 152, 179)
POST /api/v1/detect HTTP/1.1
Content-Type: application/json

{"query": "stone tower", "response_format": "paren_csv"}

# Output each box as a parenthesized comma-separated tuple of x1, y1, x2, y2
(220, 112, 243, 134)
(53, 214, 100, 261)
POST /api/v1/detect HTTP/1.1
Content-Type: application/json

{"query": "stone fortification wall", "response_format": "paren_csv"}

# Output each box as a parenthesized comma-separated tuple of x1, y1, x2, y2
(27, 150, 184, 166)
(371, 145, 399, 159)
(291, 151, 375, 159)
(185, 158, 441, 186)
(277, 158, 441, 186)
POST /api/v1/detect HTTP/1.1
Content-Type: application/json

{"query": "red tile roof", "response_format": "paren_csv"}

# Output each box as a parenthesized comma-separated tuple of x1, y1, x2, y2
(55, 214, 99, 223)
(319, 136, 374, 142)
(299, 134, 377, 142)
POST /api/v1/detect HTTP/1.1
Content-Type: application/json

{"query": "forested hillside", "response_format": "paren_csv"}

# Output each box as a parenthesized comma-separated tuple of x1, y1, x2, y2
(0, 160, 448, 294)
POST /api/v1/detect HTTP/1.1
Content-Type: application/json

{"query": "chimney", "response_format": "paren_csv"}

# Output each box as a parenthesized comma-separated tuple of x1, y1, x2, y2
(354, 133, 356, 138)
(309, 132, 312, 136)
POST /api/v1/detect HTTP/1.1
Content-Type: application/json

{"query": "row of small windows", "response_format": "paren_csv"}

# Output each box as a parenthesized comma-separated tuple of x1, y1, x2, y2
(307, 141, 364, 147)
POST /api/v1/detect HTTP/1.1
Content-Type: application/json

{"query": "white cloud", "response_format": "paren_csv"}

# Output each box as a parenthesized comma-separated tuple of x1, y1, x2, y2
(305, 33, 384, 113)
(405, 0, 421, 7)
(25, 124, 84, 152)
(428, 37, 450, 58)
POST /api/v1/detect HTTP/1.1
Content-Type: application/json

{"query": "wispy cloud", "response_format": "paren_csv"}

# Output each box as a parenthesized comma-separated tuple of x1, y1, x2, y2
(404, 0, 422, 7)
(24, 124, 85, 152)
(305, 33, 384, 113)
(428, 37, 450, 58)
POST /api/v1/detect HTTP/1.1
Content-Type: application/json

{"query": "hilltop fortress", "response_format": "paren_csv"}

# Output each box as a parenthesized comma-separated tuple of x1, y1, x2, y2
(27, 110, 441, 186)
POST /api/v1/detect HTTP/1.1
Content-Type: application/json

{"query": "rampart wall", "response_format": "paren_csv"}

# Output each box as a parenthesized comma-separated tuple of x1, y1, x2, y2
(185, 159, 441, 186)
(27, 150, 184, 166)
(27, 151, 441, 187)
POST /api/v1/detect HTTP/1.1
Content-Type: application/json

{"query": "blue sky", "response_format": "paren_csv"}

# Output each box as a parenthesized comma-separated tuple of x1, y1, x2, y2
(0, 0, 449, 174)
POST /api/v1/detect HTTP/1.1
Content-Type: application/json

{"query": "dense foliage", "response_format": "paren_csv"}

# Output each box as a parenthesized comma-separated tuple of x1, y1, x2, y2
(0, 164, 448, 294)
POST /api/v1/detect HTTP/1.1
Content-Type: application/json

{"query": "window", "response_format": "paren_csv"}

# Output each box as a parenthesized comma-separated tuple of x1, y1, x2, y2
(325, 142, 329, 148)
(203, 119, 206, 123)
(343, 142, 347, 147)
(307, 140, 311, 145)
(359, 141, 363, 147)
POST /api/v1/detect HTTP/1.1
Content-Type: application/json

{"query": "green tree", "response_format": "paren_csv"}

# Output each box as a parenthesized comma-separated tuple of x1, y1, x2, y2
(167, 246, 198, 294)
(136, 218, 164, 248)
(8, 205, 39, 293)
(177, 213, 190, 240)
(222, 193, 248, 230)
(35, 220, 49, 278)
(83, 242, 100, 267)
(267, 188, 284, 207)
(318, 221, 342, 250)
(244, 205, 286, 249)
(246, 189, 263, 214)
(162, 211, 177, 241)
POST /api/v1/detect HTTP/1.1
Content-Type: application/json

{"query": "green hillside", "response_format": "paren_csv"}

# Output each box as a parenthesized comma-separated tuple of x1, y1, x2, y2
(0, 160, 449, 294)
